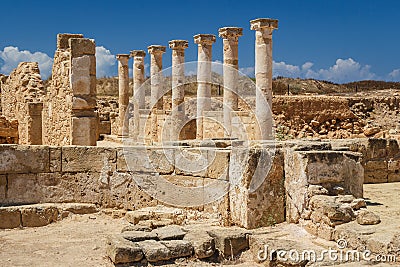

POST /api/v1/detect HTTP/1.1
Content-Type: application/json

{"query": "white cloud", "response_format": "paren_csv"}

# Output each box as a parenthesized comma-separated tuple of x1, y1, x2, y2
(273, 61, 301, 78)
(310, 58, 376, 83)
(239, 66, 254, 76)
(239, 58, 384, 83)
(95, 46, 117, 77)
(0, 46, 53, 79)
(388, 69, 400, 80)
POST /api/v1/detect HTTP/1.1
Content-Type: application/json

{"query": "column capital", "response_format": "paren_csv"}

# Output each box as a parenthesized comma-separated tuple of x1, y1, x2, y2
(169, 40, 189, 50)
(147, 45, 166, 54)
(218, 27, 243, 40)
(116, 54, 130, 61)
(193, 34, 216, 45)
(130, 50, 146, 58)
(250, 18, 278, 31)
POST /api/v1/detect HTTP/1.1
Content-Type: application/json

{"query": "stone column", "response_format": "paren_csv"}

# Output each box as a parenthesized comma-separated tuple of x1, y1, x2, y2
(250, 18, 278, 140)
(169, 40, 188, 140)
(194, 34, 216, 139)
(130, 50, 146, 109)
(116, 54, 130, 137)
(218, 27, 243, 137)
(147, 45, 166, 110)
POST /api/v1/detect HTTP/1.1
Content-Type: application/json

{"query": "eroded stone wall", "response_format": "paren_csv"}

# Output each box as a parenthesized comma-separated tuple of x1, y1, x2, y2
(1, 62, 45, 144)
(43, 33, 97, 146)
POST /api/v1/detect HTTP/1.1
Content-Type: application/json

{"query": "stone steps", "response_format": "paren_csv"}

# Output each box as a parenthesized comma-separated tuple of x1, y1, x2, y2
(106, 223, 251, 264)
(0, 202, 98, 229)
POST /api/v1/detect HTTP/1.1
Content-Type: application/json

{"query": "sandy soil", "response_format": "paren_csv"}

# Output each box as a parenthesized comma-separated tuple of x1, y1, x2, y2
(1, 183, 399, 267)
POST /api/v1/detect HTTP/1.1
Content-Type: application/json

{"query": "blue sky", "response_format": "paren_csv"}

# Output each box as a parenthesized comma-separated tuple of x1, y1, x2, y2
(1, 0, 400, 83)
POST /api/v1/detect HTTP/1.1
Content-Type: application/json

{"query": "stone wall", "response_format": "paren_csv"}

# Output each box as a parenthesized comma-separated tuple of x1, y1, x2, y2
(333, 138, 400, 183)
(42, 33, 98, 146)
(0, 140, 370, 230)
(1, 62, 45, 144)
(0, 116, 18, 144)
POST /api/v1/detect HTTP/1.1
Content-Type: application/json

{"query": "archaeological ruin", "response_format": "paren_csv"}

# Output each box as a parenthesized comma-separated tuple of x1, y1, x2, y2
(0, 17, 399, 266)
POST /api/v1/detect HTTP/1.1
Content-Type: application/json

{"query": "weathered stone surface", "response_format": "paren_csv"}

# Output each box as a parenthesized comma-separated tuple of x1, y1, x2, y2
(57, 33, 84, 50)
(62, 146, 116, 172)
(184, 230, 215, 259)
(69, 38, 96, 58)
(122, 231, 157, 242)
(106, 235, 144, 264)
(0, 207, 21, 229)
(153, 225, 187, 240)
(161, 240, 193, 259)
(20, 205, 59, 227)
(230, 147, 285, 229)
(350, 198, 367, 210)
(61, 203, 97, 214)
(137, 240, 171, 262)
(0, 145, 50, 174)
(207, 227, 249, 256)
(1, 62, 45, 145)
(117, 147, 174, 174)
(121, 224, 152, 233)
(71, 116, 98, 146)
(125, 206, 184, 225)
(356, 210, 381, 225)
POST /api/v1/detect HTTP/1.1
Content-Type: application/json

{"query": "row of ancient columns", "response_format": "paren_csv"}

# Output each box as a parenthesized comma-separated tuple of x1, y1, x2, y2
(116, 18, 278, 140)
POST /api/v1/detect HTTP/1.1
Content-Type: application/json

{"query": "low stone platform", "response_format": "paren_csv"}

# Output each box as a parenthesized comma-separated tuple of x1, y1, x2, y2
(0, 203, 98, 228)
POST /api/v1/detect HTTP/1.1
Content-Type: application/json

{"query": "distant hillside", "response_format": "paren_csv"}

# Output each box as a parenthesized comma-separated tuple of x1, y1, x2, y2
(40, 76, 400, 97)
(344, 80, 400, 91)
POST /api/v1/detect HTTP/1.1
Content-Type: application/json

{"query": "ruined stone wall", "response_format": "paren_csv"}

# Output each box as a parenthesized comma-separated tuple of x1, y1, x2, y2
(333, 138, 400, 183)
(284, 144, 364, 240)
(0, 116, 18, 144)
(1, 62, 45, 144)
(43, 34, 97, 146)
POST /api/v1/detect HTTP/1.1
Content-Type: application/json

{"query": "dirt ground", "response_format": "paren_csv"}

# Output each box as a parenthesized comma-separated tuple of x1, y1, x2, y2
(1, 183, 399, 267)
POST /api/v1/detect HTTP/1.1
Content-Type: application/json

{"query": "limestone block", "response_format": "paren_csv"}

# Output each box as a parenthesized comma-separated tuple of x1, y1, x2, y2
(387, 139, 399, 157)
(137, 240, 171, 262)
(160, 240, 193, 259)
(49, 146, 62, 172)
(356, 210, 381, 225)
(175, 147, 208, 177)
(207, 149, 230, 180)
(285, 148, 363, 223)
(388, 160, 400, 171)
(388, 172, 400, 182)
(125, 206, 185, 225)
(71, 96, 96, 110)
(0, 145, 50, 174)
(121, 231, 157, 242)
(0, 207, 21, 229)
(89, 55, 96, 76)
(71, 55, 91, 95)
(230, 147, 285, 228)
(62, 146, 116, 172)
(61, 203, 97, 214)
(106, 235, 144, 264)
(364, 170, 388, 183)
(207, 227, 250, 257)
(20, 204, 59, 227)
(117, 147, 174, 174)
(365, 160, 387, 171)
(57, 33, 84, 50)
(153, 225, 187, 240)
(366, 138, 387, 160)
(183, 230, 215, 259)
(71, 116, 98, 146)
(98, 121, 111, 135)
(69, 38, 95, 58)
(0, 174, 6, 200)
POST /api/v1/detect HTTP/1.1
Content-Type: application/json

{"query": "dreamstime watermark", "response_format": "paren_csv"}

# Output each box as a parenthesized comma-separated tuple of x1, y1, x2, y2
(257, 239, 397, 264)
(122, 61, 276, 207)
